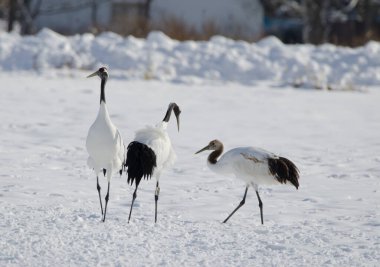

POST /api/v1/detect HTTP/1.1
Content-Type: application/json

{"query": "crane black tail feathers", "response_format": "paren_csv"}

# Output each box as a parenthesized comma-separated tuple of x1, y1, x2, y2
(268, 157, 299, 189)
(125, 141, 157, 187)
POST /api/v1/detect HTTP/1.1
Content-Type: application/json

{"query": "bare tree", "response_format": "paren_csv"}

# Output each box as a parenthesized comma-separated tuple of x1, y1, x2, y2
(91, 0, 98, 31)
(303, 0, 329, 44)
(144, 0, 152, 19)
(261, 0, 380, 45)
(7, 0, 42, 34)
(303, 0, 380, 45)
(8, 0, 17, 32)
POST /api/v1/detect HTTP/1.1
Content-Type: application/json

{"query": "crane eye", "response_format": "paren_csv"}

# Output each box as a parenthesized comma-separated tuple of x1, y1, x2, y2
(99, 67, 105, 73)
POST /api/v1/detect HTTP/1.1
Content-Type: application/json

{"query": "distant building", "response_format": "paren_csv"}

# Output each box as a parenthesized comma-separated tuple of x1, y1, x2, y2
(32, 0, 263, 39)
(151, 0, 263, 40)
(33, 0, 150, 34)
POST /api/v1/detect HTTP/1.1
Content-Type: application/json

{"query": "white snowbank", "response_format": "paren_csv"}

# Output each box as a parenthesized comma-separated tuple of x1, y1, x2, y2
(1, 28, 380, 89)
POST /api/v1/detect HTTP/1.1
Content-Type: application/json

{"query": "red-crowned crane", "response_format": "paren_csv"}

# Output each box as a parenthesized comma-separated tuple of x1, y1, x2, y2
(195, 139, 299, 224)
(125, 103, 181, 223)
(86, 67, 125, 222)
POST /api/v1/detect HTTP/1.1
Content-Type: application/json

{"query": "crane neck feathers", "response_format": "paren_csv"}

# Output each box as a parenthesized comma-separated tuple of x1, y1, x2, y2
(100, 78, 107, 104)
(97, 101, 110, 119)
(156, 121, 168, 129)
(163, 104, 174, 122)
(208, 146, 223, 164)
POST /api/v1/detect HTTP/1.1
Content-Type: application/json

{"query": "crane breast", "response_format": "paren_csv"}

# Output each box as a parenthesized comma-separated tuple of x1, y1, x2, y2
(86, 117, 124, 173)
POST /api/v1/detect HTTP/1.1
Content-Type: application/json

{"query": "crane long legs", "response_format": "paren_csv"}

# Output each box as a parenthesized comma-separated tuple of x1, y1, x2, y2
(102, 182, 110, 222)
(128, 185, 138, 223)
(127, 182, 160, 224)
(96, 176, 104, 216)
(223, 186, 248, 223)
(255, 190, 264, 225)
(155, 181, 160, 223)
(223, 186, 265, 225)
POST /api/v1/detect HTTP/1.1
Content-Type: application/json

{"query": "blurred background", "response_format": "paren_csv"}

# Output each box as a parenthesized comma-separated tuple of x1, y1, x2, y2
(1, 0, 380, 46)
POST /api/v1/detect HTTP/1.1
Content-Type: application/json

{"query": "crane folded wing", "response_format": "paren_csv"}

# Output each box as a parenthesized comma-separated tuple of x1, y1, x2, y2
(125, 141, 157, 187)
(268, 157, 299, 189)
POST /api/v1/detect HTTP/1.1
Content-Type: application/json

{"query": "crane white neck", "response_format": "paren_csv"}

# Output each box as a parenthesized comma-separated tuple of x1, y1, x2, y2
(207, 146, 232, 175)
(97, 101, 110, 119)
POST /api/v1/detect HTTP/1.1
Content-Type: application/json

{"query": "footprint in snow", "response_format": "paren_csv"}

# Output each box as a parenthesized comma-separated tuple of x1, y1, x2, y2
(49, 193, 64, 197)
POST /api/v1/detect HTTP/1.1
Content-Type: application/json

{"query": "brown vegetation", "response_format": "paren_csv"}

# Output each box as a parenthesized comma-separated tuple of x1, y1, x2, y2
(108, 14, 260, 42)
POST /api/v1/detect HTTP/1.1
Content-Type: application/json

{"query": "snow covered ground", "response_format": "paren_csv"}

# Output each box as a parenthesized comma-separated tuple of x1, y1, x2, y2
(1, 29, 380, 89)
(0, 71, 379, 266)
(0, 31, 380, 266)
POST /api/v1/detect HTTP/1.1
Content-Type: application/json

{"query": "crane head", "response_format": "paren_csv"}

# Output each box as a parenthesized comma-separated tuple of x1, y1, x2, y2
(87, 67, 108, 80)
(163, 103, 181, 131)
(195, 139, 223, 154)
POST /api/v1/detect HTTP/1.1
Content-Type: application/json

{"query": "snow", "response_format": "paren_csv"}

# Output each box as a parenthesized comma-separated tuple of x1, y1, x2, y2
(0, 30, 380, 266)
(1, 29, 380, 89)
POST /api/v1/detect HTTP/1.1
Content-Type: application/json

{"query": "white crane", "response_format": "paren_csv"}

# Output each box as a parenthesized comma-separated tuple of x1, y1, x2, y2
(86, 67, 125, 222)
(195, 139, 299, 224)
(125, 103, 181, 223)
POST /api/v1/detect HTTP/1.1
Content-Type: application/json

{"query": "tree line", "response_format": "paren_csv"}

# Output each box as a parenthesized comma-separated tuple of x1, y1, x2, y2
(1, 0, 380, 46)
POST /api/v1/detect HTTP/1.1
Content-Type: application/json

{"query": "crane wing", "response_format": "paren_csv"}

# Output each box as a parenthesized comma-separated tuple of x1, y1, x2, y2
(240, 153, 265, 163)
(115, 129, 125, 166)
(238, 147, 277, 162)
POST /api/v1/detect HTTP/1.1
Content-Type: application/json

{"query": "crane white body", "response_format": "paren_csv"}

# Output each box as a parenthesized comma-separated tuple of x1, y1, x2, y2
(133, 121, 176, 180)
(86, 103, 125, 180)
(207, 146, 280, 187)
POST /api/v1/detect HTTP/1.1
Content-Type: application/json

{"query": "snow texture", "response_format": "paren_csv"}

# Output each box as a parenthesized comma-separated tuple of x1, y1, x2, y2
(1, 29, 380, 89)
(0, 31, 380, 266)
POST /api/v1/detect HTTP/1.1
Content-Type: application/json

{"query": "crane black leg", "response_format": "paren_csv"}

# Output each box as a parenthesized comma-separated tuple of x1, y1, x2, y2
(154, 181, 160, 223)
(102, 182, 110, 222)
(97, 176, 103, 216)
(128, 186, 138, 223)
(223, 186, 248, 223)
(255, 190, 264, 225)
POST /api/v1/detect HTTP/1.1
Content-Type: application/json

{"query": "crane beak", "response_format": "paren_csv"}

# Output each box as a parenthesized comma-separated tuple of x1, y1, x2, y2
(176, 116, 180, 132)
(173, 105, 181, 132)
(195, 145, 210, 154)
(87, 70, 98, 78)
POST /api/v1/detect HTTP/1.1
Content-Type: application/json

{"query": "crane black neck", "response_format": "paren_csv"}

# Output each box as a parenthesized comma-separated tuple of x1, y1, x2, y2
(100, 78, 107, 104)
(163, 103, 176, 122)
(208, 147, 223, 165)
